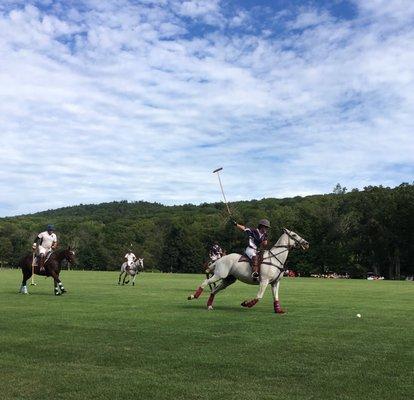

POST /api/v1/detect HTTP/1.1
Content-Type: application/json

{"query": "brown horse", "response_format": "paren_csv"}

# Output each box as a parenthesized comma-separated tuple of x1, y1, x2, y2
(19, 247, 76, 295)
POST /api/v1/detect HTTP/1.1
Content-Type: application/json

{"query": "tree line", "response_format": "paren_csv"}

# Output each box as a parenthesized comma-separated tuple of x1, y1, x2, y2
(0, 183, 413, 279)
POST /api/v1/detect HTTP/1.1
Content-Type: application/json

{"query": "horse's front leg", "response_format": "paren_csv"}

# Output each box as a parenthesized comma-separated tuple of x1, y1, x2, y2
(118, 271, 123, 285)
(241, 279, 269, 308)
(49, 270, 65, 295)
(53, 278, 60, 296)
(271, 280, 284, 314)
(132, 273, 137, 286)
(20, 270, 30, 294)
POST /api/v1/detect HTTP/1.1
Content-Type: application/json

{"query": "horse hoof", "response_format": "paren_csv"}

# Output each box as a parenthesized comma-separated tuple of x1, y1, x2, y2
(207, 305, 213, 311)
(275, 310, 285, 314)
(187, 295, 194, 300)
(241, 301, 248, 307)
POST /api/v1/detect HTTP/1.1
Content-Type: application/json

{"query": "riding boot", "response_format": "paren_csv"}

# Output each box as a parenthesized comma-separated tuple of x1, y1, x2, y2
(251, 256, 259, 280)
(38, 255, 45, 273)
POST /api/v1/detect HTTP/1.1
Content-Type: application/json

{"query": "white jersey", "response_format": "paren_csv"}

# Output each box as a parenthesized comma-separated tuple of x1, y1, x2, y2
(37, 231, 57, 250)
(125, 253, 136, 263)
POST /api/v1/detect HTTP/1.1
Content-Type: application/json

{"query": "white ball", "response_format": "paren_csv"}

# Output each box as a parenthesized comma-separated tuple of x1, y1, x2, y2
(356, 313, 361, 318)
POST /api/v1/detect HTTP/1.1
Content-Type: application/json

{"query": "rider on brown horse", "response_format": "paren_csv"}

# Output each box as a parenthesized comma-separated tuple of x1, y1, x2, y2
(32, 224, 58, 272)
(234, 219, 270, 280)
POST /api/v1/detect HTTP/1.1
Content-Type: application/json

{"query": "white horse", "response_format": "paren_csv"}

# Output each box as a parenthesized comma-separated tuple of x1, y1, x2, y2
(188, 229, 309, 313)
(118, 258, 144, 286)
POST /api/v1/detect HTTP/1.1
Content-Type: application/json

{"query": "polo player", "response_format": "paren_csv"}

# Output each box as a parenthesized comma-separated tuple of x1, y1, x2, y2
(32, 224, 58, 272)
(234, 219, 270, 280)
(124, 250, 137, 270)
(209, 241, 223, 262)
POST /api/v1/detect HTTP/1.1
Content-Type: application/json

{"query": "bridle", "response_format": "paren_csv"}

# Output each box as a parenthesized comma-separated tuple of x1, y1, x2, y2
(261, 230, 307, 272)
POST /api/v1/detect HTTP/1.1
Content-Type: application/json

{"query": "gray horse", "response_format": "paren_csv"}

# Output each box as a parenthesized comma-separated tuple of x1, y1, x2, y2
(118, 258, 144, 286)
(188, 229, 309, 312)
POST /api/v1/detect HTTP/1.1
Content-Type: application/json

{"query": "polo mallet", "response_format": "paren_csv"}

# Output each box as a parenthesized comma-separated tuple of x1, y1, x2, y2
(213, 167, 231, 216)
(30, 250, 37, 286)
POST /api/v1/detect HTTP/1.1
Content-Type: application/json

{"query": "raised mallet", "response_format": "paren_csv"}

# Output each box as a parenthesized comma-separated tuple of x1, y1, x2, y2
(213, 167, 231, 216)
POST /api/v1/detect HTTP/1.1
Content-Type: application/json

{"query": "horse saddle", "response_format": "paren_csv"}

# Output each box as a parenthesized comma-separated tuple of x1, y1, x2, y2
(238, 254, 264, 266)
(32, 251, 52, 266)
(238, 254, 251, 263)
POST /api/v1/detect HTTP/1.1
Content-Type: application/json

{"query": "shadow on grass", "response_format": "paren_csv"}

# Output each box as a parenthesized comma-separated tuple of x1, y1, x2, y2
(11, 291, 65, 297)
(178, 302, 260, 313)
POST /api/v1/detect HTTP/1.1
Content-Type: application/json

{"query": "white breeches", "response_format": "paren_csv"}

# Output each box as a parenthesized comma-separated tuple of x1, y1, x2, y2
(245, 247, 257, 259)
(38, 246, 51, 256)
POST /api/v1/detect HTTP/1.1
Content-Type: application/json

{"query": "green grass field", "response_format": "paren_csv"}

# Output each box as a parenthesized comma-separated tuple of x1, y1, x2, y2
(0, 269, 412, 400)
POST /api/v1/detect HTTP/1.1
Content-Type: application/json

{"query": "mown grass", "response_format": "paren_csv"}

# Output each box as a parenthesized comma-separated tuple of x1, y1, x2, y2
(0, 269, 412, 400)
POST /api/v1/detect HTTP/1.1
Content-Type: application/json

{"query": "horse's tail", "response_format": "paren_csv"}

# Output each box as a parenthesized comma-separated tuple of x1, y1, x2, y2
(206, 260, 217, 274)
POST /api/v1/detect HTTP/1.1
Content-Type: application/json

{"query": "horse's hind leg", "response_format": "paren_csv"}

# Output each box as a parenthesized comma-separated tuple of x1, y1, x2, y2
(188, 274, 221, 300)
(49, 270, 65, 295)
(206, 275, 236, 310)
(118, 272, 123, 285)
(132, 274, 137, 286)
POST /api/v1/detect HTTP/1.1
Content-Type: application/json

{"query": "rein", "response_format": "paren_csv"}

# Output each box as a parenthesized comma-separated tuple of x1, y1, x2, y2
(261, 232, 302, 270)
(261, 246, 289, 270)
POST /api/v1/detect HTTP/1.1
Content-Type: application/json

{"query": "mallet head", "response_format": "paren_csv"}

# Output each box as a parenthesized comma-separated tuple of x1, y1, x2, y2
(213, 167, 223, 173)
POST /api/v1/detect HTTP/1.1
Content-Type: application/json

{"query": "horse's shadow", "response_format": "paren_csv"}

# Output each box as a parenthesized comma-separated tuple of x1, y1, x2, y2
(178, 303, 249, 313)
(13, 291, 59, 297)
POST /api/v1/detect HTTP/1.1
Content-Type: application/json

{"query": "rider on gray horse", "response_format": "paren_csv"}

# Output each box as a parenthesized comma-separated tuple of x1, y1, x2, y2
(124, 249, 137, 270)
(32, 224, 58, 272)
(234, 219, 270, 280)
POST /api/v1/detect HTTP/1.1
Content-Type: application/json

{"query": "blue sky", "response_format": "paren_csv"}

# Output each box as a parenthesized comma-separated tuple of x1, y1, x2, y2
(0, 0, 413, 216)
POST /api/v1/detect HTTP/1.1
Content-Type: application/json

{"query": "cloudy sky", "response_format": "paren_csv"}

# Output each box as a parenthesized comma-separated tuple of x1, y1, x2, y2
(0, 0, 413, 216)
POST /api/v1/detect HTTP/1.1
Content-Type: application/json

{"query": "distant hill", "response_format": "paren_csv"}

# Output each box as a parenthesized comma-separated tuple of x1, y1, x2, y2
(1, 184, 413, 278)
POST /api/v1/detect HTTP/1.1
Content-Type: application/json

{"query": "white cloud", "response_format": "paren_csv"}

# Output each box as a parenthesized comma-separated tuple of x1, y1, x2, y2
(0, 0, 413, 216)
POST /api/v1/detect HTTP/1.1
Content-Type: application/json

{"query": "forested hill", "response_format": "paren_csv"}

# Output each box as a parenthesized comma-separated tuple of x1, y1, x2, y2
(1, 184, 413, 278)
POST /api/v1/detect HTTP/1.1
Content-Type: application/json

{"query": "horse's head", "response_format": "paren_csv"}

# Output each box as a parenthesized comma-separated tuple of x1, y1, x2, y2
(64, 246, 77, 264)
(283, 228, 309, 251)
(136, 258, 144, 269)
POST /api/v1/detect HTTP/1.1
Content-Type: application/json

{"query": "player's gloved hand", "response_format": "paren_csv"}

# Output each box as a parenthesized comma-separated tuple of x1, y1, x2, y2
(32, 244, 37, 250)
(232, 220, 238, 226)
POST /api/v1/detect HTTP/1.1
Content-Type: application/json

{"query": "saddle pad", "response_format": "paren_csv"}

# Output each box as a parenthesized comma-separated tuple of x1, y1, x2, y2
(238, 254, 250, 263)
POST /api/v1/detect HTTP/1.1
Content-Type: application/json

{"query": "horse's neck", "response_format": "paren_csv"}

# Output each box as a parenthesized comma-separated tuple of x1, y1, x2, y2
(268, 234, 290, 266)
(53, 251, 65, 264)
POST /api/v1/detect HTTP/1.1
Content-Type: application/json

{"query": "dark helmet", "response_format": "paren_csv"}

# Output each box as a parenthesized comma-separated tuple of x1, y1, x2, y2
(258, 219, 271, 228)
(46, 224, 55, 231)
